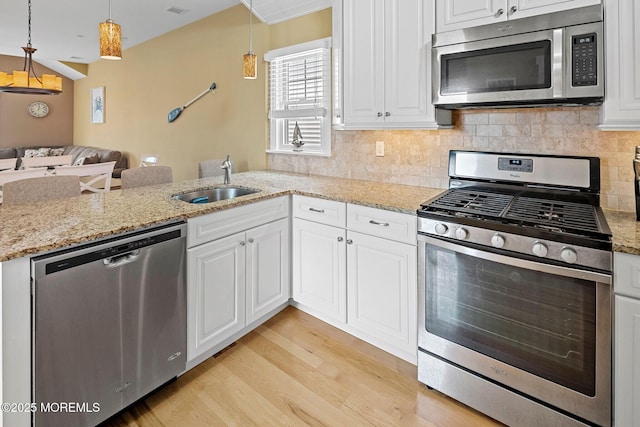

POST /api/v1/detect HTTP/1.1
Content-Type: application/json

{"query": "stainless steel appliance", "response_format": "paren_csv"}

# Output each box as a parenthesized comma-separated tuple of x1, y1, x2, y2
(432, 5, 603, 109)
(32, 222, 187, 427)
(417, 151, 612, 426)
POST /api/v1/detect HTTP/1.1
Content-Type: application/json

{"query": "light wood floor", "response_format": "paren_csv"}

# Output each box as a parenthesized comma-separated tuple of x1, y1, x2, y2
(104, 306, 502, 426)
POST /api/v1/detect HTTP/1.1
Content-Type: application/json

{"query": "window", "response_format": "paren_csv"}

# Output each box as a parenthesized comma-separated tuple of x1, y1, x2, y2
(265, 38, 331, 156)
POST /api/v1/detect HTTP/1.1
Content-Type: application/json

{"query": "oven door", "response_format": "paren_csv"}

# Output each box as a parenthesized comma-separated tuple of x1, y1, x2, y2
(433, 29, 560, 108)
(417, 235, 611, 427)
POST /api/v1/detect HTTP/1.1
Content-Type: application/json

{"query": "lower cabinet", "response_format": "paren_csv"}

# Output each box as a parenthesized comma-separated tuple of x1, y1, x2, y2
(347, 230, 417, 363)
(291, 195, 418, 364)
(186, 199, 290, 368)
(614, 251, 640, 426)
(292, 219, 347, 323)
(614, 294, 640, 427)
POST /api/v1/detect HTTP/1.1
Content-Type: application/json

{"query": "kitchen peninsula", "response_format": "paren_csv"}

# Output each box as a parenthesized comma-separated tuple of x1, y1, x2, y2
(1, 170, 639, 427)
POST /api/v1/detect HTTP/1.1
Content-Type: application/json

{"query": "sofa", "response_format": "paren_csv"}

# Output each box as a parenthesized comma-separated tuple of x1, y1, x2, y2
(0, 145, 128, 178)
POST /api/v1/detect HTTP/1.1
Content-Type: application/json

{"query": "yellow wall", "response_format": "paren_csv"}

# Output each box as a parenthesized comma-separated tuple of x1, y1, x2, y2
(73, 5, 331, 182)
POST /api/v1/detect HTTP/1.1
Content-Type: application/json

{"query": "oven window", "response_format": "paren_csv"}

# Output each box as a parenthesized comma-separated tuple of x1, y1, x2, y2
(425, 244, 596, 396)
(440, 41, 551, 95)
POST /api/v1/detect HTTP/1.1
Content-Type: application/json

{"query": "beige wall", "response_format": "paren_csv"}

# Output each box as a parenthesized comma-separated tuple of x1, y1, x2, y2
(73, 5, 331, 183)
(0, 55, 74, 147)
(268, 108, 640, 212)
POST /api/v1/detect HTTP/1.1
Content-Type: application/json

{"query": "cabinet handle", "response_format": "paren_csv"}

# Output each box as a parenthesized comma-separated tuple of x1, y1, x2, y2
(385, 112, 390, 117)
(509, 6, 517, 14)
(338, 236, 344, 242)
(309, 207, 325, 213)
(369, 219, 390, 227)
(495, 8, 504, 17)
(240, 241, 246, 246)
(377, 112, 383, 117)
(346, 239, 353, 245)
(248, 238, 254, 243)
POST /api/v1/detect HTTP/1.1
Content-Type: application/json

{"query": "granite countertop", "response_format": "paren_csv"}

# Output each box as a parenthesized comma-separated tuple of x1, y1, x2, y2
(0, 170, 443, 262)
(1, 170, 638, 262)
(603, 210, 640, 255)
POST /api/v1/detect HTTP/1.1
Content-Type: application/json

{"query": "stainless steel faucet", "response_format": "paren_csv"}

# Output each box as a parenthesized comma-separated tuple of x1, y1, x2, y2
(221, 155, 232, 184)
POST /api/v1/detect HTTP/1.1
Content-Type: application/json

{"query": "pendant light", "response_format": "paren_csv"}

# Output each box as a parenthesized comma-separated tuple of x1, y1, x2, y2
(242, 0, 257, 79)
(0, 0, 62, 95)
(99, 0, 122, 60)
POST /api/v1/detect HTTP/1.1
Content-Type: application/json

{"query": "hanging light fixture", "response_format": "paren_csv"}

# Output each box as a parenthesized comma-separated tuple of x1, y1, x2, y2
(0, 0, 62, 95)
(99, 0, 122, 60)
(242, 0, 257, 79)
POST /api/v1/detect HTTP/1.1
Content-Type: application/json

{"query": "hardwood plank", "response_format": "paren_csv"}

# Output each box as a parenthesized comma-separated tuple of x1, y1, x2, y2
(104, 306, 502, 426)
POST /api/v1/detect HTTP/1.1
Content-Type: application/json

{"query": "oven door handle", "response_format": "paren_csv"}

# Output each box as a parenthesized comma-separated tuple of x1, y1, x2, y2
(421, 235, 611, 285)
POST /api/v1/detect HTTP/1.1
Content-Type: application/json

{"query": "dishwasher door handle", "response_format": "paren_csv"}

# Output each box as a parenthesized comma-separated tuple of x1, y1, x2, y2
(103, 250, 141, 268)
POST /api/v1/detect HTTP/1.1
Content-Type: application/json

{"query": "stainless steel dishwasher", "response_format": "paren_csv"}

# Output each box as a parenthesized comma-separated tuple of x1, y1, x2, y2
(31, 221, 187, 427)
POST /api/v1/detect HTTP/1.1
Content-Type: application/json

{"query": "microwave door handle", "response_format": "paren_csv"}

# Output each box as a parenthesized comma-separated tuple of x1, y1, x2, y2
(552, 28, 564, 98)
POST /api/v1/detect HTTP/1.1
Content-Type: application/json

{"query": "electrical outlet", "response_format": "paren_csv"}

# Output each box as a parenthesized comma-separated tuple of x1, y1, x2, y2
(376, 141, 384, 157)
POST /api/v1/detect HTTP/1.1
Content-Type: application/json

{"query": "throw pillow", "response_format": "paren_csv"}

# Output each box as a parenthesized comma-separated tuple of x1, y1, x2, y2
(24, 148, 51, 157)
(82, 154, 100, 164)
(50, 147, 65, 156)
(73, 156, 86, 166)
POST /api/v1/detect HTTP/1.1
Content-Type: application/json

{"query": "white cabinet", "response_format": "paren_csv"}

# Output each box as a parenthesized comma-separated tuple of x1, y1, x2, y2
(613, 252, 640, 426)
(347, 230, 417, 362)
(335, 0, 451, 129)
(246, 220, 290, 325)
(186, 197, 290, 368)
(292, 196, 347, 324)
(436, 0, 601, 32)
(291, 195, 418, 363)
(188, 232, 246, 362)
(599, 0, 640, 130)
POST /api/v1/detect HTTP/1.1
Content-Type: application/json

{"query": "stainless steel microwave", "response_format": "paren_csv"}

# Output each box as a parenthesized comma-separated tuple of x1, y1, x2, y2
(432, 5, 603, 109)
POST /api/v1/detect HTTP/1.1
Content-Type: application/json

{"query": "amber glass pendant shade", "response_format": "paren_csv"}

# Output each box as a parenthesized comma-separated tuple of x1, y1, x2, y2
(99, 19, 122, 60)
(243, 52, 257, 79)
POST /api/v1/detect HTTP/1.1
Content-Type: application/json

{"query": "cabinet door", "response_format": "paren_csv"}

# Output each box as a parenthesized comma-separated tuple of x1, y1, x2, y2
(343, 0, 385, 126)
(599, 0, 640, 130)
(292, 219, 347, 323)
(615, 295, 640, 427)
(384, 0, 430, 126)
(187, 232, 246, 362)
(436, 0, 506, 32)
(347, 231, 417, 363)
(509, 0, 601, 20)
(246, 218, 290, 325)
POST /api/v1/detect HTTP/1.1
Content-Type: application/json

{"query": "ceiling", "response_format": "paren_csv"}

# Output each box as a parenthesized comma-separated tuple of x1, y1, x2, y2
(0, 0, 331, 77)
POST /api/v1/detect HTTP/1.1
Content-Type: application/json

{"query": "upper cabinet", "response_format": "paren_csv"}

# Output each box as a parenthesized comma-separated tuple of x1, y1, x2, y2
(599, 0, 640, 130)
(333, 0, 451, 130)
(436, 0, 601, 32)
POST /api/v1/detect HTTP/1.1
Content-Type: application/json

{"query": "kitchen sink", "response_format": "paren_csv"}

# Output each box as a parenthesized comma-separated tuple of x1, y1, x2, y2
(172, 186, 260, 204)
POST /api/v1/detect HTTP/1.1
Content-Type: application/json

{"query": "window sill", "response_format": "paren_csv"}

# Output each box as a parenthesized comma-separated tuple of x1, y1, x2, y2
(266, 150, 331, 158)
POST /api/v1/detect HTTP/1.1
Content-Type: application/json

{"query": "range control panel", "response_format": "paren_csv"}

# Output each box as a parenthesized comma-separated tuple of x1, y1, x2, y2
(498, 157, 533, 173)
(572, 33, 598, 86)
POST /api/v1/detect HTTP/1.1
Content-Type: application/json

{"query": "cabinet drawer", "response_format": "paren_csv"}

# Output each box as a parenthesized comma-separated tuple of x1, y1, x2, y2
(614, 252, 640, 299)
(347, 204, 416, 245)
(188, 196, 289, 248)
(293, 195, 346, 228)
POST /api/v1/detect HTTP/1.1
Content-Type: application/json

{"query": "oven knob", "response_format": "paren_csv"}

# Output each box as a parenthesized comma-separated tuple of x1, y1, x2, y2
(491, 233, 505, 248)
(455, 228, 468, 240)
(532, 241, 548, 257)
(561, 247, 578, 264)
(434, 223, 448, 235)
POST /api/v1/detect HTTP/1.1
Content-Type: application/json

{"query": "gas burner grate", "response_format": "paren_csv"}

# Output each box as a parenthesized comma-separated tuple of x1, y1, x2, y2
(505, 197, 601, 234)
(425, 189, 513, 217)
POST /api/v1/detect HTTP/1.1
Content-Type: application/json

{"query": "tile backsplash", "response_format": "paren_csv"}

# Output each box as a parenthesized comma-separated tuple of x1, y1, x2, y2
(267, 107, 640, 212)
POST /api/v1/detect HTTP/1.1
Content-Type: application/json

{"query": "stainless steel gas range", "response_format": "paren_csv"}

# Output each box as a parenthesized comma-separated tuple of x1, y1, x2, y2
(417, 151, 612, 427)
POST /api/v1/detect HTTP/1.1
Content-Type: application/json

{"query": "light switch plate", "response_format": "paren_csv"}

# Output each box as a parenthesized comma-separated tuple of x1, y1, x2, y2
(376, 141, 384, 157)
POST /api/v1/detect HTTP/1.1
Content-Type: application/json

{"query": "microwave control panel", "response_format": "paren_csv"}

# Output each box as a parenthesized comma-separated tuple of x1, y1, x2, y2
(572, 33, 597, 87)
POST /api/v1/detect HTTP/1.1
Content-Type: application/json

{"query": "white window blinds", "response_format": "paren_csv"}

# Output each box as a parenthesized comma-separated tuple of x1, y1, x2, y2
(265, 38, 331, 155)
